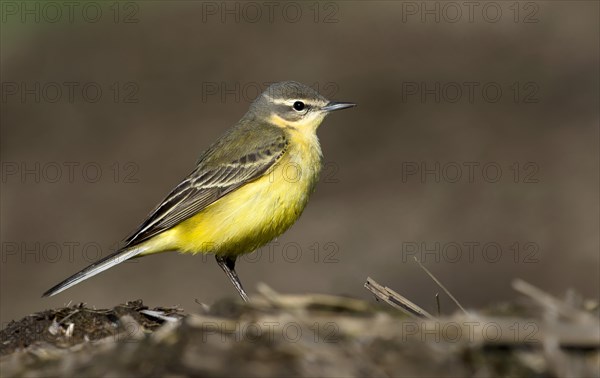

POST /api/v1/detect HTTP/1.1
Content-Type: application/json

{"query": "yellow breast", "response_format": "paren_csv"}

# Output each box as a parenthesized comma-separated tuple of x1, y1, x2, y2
(144, 130, 323, 257)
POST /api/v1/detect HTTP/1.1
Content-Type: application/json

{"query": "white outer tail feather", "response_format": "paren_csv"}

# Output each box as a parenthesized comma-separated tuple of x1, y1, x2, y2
(42, 245, 149, 297)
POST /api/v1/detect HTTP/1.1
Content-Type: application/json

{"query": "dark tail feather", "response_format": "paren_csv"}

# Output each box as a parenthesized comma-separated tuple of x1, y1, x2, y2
(42, 246, 147, 297)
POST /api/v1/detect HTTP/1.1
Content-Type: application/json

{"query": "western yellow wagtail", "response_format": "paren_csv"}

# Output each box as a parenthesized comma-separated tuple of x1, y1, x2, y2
(43, 81, 355, 301)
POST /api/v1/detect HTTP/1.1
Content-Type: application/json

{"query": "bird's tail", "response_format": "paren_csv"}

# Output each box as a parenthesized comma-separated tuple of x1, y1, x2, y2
(42, 245, 149, 297)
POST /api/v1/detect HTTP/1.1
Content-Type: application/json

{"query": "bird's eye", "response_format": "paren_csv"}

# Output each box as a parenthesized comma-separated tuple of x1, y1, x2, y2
(293, 101, 305, 111)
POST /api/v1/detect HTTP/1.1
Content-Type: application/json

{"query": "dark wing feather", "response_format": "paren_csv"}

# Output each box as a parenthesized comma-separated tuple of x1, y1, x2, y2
(123, 127, 288, 247)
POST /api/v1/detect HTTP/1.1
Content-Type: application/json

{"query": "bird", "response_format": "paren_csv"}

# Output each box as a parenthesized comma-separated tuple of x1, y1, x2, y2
(43, 81, 356, 301)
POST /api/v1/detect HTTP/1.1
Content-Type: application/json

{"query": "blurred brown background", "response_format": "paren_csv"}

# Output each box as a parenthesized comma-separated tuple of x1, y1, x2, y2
(1, 1, 598, 325)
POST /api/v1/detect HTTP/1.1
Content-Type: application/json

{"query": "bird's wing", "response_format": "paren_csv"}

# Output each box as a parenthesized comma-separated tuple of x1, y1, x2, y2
(123, 130, 289, 247)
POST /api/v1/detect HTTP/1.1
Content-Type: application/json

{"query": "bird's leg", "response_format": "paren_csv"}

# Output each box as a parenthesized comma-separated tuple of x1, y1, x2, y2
(215, 255, 249, 302)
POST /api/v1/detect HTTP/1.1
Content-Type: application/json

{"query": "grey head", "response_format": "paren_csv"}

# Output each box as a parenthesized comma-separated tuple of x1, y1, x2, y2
(249, 81, 356, 124)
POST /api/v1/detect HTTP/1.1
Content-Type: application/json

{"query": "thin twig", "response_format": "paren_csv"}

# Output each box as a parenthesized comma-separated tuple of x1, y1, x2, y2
(140, 310, 180, 323)
(413, 257, 469, 315)
(364, 277, 435, 319)
(512, 279, 597, 323)
(58, 310, 79, 325)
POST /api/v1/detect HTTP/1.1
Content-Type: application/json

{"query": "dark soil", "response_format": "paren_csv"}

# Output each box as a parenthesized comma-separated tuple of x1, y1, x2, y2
(1, 294, 598, 377)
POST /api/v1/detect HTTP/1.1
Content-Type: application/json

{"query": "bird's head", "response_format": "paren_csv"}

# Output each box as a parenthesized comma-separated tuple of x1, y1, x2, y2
(251, 81, 355, 132)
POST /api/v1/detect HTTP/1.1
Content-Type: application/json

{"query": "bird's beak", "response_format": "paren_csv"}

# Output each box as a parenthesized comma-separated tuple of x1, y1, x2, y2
(321, 101, 356, 112)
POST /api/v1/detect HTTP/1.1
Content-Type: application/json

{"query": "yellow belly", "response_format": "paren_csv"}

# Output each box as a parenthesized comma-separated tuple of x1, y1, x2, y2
(139, 141, 322, 257)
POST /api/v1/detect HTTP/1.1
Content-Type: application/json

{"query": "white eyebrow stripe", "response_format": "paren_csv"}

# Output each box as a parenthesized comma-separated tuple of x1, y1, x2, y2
(262, 94, 323, 106)
(267, 96, 293, 105)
